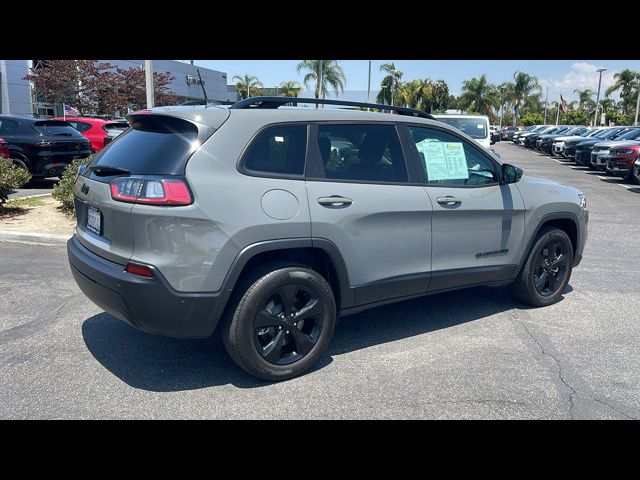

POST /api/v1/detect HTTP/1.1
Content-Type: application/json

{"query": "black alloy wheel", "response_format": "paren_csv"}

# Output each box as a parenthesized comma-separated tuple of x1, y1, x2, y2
(532, 241, 569, 297)
(253, 284, 324, 365)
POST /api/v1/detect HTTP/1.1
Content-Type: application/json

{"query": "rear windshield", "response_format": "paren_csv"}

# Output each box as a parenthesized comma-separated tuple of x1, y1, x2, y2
(436, 117, 488, 139)
(87, 115, 198, 175)
(33, 120, 79, 136)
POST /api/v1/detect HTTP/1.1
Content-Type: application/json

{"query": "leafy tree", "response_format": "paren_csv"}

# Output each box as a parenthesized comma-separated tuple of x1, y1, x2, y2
(519, 112, 544, 126)
(233, 74, 263, 99)
(24, 60, 114, 115)
(573, 89, 595, 111)
(605, 110, 625, 125)
(512, 71, 541, 126)
(562, 109, 589, 125)
(457, 74, 499, 120)
(109, 67, 177, 113)
(296, 60, 346, 100)
(605, 68, 640, 114)
(278, 80, 301, 97)
(376, 63, 403, 105)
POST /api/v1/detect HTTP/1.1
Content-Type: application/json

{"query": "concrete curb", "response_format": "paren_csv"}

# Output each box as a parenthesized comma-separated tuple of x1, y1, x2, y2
(7, 193, 53, 201)
(0, 230, 70, 246)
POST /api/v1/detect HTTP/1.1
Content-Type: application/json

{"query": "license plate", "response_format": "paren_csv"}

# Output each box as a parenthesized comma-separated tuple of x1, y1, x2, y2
(87, 206, 102, 235)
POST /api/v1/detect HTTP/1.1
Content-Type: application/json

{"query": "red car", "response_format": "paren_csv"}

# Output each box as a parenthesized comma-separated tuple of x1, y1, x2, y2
(53, 117, 128, 152)
(606, 143, 640, 182)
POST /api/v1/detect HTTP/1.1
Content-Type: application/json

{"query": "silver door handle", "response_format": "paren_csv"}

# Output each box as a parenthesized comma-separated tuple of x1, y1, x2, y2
(318, 196, 353, 206)
(436, 196, 461, 206)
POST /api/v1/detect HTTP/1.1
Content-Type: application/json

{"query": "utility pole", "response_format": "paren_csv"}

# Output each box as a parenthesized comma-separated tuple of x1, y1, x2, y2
(634, 76, 640, 126)
(367, 60, 371, 103)
(317, 60, 323, 108)
(543, 86, 549, 124)
(144, 60, 154, 109)
(499, 86, 505, 129)
(594, 67, 607, 127)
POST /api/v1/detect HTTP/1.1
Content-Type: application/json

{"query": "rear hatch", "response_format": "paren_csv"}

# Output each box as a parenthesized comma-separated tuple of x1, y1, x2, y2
(73, 110, 226, 264)
(33, 120, 91, 156)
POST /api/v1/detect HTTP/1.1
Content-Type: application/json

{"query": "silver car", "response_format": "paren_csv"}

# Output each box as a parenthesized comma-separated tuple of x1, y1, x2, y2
(67, 97, 589, 381)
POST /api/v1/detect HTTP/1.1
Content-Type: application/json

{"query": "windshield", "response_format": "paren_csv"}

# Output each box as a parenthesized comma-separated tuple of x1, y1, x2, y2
(616, 128, 640, 140)
(602, 128, 627, 139)
(436, 117, 488, 139)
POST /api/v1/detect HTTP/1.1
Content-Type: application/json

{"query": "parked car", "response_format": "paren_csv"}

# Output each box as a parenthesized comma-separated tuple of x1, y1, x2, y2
(432, 114, 491, 149)
(512, 125, 538, 143)
(574, 127, 632, 167)
(590, 128, 640, 171)
(524, 126, 559, 148)
(501, 126, 520, 140)
(605, 143, 640, 181)
(536, 127, 588, 154)
(67, 96, 589, 381)
(54, 117, 129, 152)
(563, 127, 624, 161)
(552, 127, 599, 157)
(0, 115, 91, 177)
(517, 125, 551, 145)
(103, 122, 130, 146)
(490, 125, 501, 144)
(533, 126, 573, 150)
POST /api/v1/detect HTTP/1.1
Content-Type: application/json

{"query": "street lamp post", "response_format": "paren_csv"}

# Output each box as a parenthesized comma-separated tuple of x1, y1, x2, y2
(594, 67, 607, 127)
(543, 86, 549, 124)
(634, 76, 640, 126)
(499, 86, 505, 128)
(367, 60, 371, 103)
(144, 60, 154, 109)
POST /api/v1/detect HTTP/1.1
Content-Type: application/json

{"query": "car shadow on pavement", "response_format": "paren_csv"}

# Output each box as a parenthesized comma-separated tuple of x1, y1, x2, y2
(82, 285, 567, 392)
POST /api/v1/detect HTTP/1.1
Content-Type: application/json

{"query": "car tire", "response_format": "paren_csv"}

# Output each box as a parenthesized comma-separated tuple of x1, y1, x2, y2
(511, 227, 574, 307)
(222, 265, 336, 382)
(11, 157, 30, 173)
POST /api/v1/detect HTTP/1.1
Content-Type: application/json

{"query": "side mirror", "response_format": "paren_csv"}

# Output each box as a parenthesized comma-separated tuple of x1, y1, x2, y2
(501, 163, 523, 184)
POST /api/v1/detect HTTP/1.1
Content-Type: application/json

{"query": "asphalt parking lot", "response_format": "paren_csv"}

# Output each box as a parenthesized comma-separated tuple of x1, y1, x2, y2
(1, 140, 640, 419)
(9, 178, 57, 199)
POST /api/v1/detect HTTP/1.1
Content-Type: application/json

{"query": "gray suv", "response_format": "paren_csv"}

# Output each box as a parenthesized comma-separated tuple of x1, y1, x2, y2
(67, 97, 589, 381)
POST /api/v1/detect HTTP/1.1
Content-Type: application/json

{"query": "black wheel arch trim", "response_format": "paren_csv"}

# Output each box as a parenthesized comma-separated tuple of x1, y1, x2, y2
(220, 237, 354, 309)
(517, 212, 582, 274)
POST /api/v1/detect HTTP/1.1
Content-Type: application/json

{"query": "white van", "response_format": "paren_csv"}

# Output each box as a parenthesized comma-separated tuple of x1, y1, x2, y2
(432, 114, 491, 150)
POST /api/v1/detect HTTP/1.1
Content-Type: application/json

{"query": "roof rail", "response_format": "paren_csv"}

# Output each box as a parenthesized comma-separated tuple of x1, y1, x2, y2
(229, 96, 435, 120)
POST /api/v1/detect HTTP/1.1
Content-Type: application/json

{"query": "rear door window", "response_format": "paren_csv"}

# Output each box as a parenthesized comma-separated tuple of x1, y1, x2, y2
(313, 124, 408, 183)
(87, 115, 199, 176)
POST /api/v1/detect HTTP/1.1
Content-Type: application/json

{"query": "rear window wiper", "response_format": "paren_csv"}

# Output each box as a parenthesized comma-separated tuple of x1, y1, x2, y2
(89, 165, 131, 176)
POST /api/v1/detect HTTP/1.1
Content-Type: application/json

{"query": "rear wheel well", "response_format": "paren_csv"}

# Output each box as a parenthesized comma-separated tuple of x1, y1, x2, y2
(537, 218, 577, 254)
(233, 248, 342, 308)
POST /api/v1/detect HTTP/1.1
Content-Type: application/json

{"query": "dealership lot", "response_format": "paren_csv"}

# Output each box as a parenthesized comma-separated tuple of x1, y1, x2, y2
(1, 141, 639, 419)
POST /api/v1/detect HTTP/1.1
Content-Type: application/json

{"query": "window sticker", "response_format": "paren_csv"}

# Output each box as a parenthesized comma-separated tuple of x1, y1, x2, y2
(416, 140, 469, 181)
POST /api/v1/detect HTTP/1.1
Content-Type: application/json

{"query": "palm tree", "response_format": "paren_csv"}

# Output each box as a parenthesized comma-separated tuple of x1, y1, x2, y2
(296, 60, 346, 100)
(278, 80, 301, 97)
(457, 74, 499, 120)
(605, 68, 640, 114)
(396, 79, 422, 109)
(498, 82, 515, 124)
(573, 89, 595, 110)
(512, 71, 541, 126)
(233, 74, 263, 99)
(377, 63, 403, 106)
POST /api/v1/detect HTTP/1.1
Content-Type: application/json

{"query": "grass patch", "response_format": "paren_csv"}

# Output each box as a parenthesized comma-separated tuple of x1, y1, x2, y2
(0, 197, 45, 219)
(5, 197, 46, 208)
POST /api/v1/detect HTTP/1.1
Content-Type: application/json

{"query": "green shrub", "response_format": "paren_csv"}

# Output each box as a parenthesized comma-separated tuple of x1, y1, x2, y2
(52, 156, 94, 212)
(519, 112, 544, 126)
(0, 158, 32, 206)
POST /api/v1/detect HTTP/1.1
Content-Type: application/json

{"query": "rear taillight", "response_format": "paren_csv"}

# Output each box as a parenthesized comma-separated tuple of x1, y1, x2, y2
(110, 177, 192, 206)
(125, 263, 154, 278)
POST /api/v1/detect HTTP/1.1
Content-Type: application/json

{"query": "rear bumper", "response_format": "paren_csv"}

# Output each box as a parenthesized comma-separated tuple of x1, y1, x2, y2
(67, 235, 231, 338)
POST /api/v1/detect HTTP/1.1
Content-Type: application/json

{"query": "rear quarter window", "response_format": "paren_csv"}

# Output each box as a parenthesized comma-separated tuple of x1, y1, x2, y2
(241, 124, 307, 177)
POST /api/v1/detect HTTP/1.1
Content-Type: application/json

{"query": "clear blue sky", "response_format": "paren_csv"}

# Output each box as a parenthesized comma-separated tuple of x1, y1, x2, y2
(181, 60, 640, 102)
